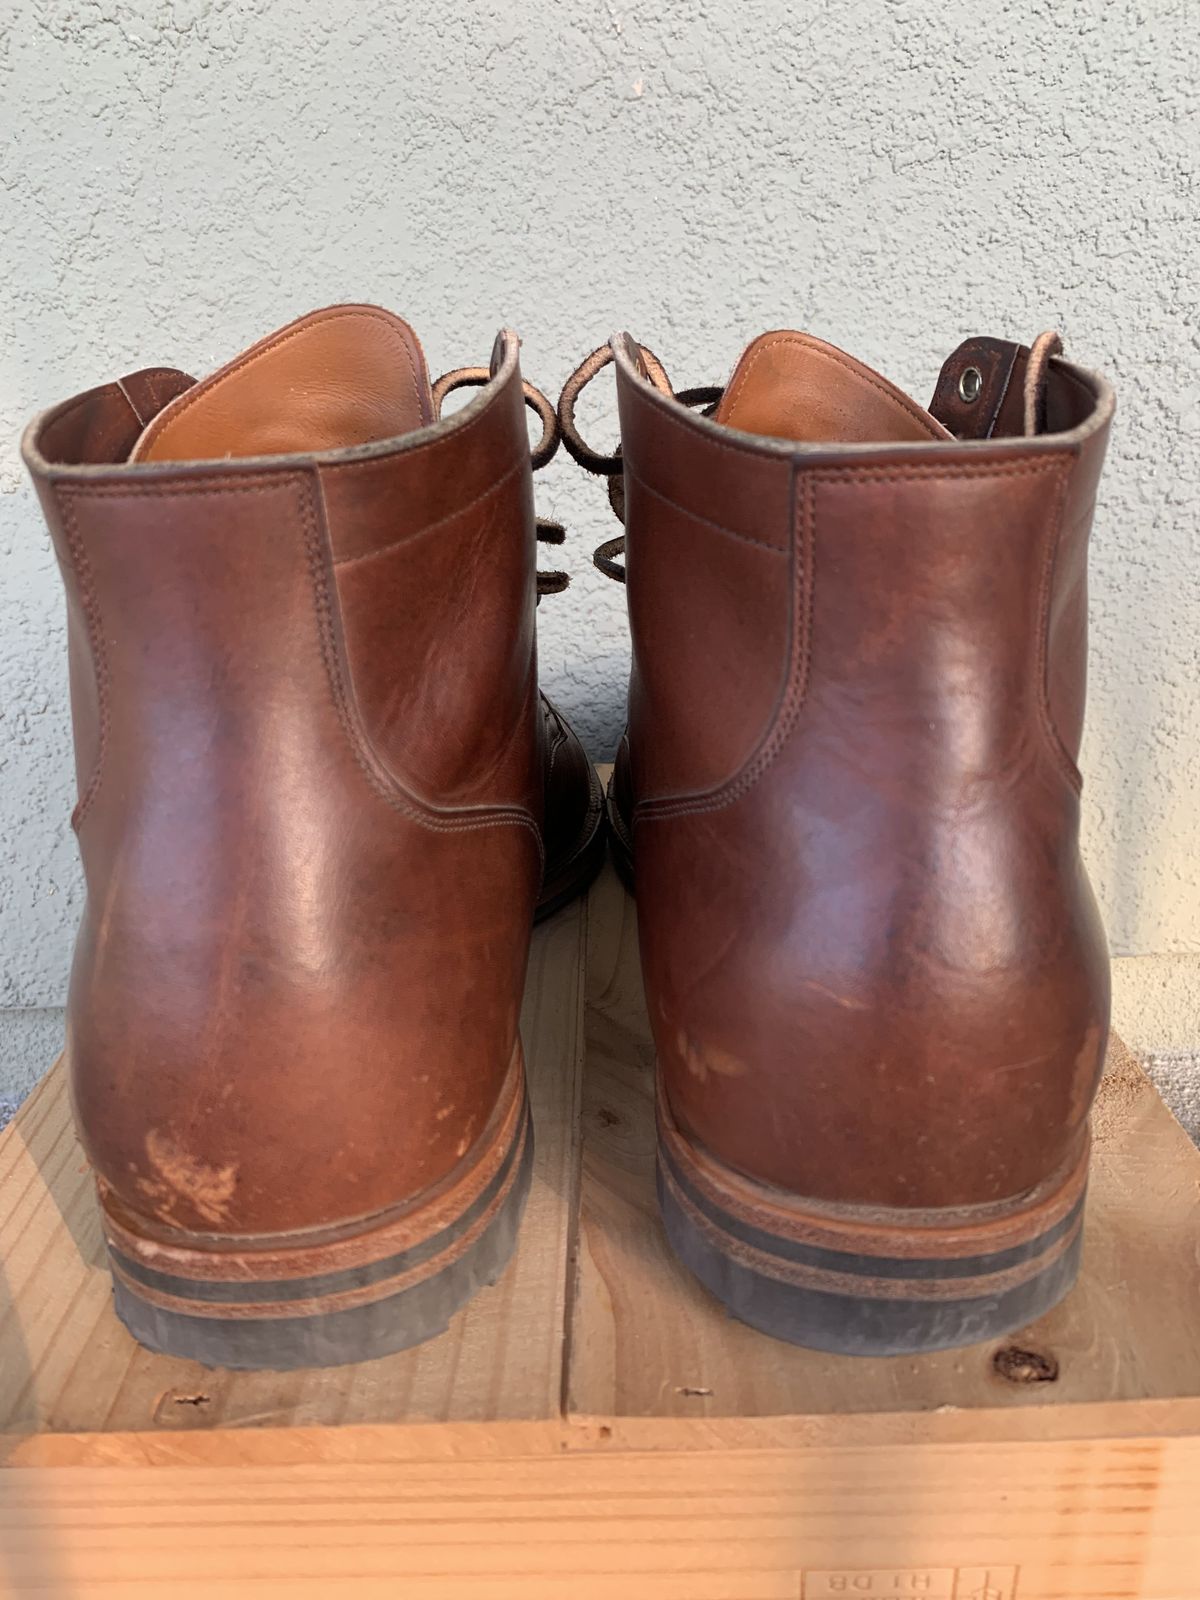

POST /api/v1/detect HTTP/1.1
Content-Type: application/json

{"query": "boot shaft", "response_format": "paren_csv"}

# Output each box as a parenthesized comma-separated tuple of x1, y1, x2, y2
(28, 327, 542, 837)
(612, 330, 1114, 1210)
(616, 330, 1111, 817)
(23, 311, 544, 1236)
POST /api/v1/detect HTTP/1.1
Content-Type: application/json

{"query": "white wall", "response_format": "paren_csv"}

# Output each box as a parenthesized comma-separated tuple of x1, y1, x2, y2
(1, 0, 1197, 1077)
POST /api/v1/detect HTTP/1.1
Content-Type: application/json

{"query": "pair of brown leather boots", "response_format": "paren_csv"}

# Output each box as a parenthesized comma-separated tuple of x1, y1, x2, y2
(23, 307, 1113, 1369)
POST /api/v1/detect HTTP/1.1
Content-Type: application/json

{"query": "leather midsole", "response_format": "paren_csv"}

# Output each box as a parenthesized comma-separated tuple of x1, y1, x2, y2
(656, 1071, 1090, 1268)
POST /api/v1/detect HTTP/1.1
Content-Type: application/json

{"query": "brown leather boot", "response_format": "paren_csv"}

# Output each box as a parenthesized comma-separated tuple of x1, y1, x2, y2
(562, 329, 1114, 1355)
(23, 306, 603, 1369)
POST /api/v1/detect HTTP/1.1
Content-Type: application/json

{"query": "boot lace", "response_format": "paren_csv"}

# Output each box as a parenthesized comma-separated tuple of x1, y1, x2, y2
(556, 343, 722, 582)
(432, 367, 569, 600)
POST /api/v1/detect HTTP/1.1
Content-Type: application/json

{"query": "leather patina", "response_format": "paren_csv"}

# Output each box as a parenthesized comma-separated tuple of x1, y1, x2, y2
(603, 326, 1115, 1354)
(23, 306, 603, 1367)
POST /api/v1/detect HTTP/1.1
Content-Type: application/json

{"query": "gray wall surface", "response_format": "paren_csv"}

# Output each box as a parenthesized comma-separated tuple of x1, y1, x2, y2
(1, 0, 1198, 1065)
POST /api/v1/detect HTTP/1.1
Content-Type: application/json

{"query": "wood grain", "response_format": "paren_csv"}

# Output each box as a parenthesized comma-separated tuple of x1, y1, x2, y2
(0, 893, 587, 1442)
(568, 861, 1200, 1421)
(2, 1433, 1200, 1597)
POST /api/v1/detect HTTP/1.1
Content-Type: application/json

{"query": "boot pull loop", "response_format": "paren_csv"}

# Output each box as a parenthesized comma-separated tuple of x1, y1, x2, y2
(117, 367, 197, 430)
(929, 332, 1066, 439)
(928, 337, 1024, 438)
(431, 365, 567, 600)
(1023, 330, 1064, 437)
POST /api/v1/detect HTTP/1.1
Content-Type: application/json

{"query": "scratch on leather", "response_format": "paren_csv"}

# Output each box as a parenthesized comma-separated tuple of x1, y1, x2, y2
(797, 976, 871, 1011)
(139, 1130, 239, 1225)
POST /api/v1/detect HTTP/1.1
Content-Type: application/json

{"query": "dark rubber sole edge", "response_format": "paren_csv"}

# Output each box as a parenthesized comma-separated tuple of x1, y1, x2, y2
(657, 1156, 1084, 1358)
(111, 1120, 534, 1371)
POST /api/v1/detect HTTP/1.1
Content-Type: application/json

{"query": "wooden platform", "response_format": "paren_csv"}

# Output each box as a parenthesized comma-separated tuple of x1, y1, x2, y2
(2, 859, 1199, 1596)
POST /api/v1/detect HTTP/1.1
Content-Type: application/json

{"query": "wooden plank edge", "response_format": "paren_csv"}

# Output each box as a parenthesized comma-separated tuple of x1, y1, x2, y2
(5, 1395, 1200, 1468)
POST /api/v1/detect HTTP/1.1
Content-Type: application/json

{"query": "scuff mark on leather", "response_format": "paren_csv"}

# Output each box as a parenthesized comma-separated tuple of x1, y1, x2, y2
(139, 1130, 238, 1224)
(1069, 1020, 1105, 1121)
(677, 1031, 747, 1083)
(1075, 1022, 1102, 1076)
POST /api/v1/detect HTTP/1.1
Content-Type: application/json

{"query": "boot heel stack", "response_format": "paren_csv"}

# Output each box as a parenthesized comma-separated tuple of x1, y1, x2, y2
(657, 1081, 1087, 1358)
(102, 1059, 533, 1371)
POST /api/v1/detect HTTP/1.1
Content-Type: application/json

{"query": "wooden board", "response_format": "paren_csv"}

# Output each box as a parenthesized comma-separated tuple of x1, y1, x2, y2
(0, 893, 586, 1441)
(2, 839, 1200, 1597)
(569, 862, 1200, 1422)
(3, 1433, 1200, 1598)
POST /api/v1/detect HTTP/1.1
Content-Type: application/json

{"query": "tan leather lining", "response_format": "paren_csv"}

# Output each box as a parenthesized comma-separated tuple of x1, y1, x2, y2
(131, 305, 433, 462)
(716, 330, 951, 445)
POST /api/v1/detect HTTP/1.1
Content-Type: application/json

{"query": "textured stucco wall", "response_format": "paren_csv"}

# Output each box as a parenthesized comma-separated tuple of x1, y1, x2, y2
(1, 0, 1198, 1082)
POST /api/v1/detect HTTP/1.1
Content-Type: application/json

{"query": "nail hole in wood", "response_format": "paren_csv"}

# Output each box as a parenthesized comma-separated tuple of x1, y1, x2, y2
(993, 1346, 1059, 1384)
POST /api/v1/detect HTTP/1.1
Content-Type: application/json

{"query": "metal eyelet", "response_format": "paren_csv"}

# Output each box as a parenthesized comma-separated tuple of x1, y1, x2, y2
(958, 366, 984, 403)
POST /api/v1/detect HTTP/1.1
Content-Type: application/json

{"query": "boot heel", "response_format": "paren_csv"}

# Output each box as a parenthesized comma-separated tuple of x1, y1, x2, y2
(100, 1077, 533, 1372)
(656, 1080, 1087, 1358)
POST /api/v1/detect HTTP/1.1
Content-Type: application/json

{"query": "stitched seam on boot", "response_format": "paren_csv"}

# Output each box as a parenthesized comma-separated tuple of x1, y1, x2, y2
(620, 457, 791, 554)
(721, 333, 946, 441)
(637, 467, 810, 824)
(136, 308, 423, 459)
(303, 470, 544, 858)
(637, 453, 1074, 826)
(622, 369, 801, 464)
(55, 474, 543, 857)
(331, 457, 525, 571)
(54, 488, 110, 829)
(1037, 470, 1090, 796)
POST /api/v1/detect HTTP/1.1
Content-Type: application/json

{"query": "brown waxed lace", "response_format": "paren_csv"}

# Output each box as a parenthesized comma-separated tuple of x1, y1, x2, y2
(557, 343, 673, 474)
(432, 367, 569, 599)
(557, 342, 722, 583)
(1023, 331, 1064, 437)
